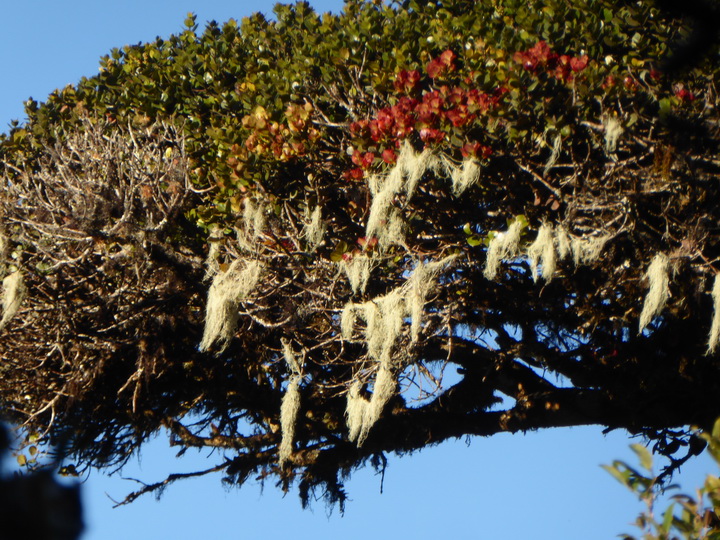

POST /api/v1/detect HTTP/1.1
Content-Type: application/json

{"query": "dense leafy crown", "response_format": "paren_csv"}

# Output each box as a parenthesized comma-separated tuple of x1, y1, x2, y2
(1, 0, 720, 508)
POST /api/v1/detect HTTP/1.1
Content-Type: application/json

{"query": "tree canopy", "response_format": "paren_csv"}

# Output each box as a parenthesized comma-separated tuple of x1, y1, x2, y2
(1, 0, 719, 508)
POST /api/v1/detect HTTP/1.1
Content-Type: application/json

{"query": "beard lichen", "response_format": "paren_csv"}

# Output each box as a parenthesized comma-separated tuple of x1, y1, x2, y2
(341, 255, 373, 295)
(279, 340, 303, 466)
(303, 205, 325, 251)
(527, 223, 557, 282)
(342, 255, 456, 445)
(708, 274, 720, 353)
(639, 253, 670, 332)
(483, 218, 524, 280)
(0, 270, 26, 331)
(199, 258, 263, 352)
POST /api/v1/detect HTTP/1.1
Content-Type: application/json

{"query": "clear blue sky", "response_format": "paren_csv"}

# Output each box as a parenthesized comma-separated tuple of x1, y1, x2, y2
(1, 2, 716, 539)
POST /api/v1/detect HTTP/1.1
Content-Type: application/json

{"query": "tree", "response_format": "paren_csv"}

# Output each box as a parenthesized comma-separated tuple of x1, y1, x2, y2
(0, 0, 719, 508)
(604, 420, 720, 539)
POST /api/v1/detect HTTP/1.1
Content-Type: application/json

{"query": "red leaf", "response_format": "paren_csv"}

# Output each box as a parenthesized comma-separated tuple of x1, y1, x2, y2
(382, 148, 398, 164)
(570, 55, 588, 72)
(438, 49, 457, 69)
(426, 58, 444, 79)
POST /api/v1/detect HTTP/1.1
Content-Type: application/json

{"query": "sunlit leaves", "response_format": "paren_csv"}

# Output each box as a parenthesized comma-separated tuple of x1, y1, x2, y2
(605, 422, 720, 539)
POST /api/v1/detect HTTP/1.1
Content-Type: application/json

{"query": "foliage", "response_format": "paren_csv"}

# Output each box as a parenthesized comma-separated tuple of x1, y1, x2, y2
(1, 0, 720, 508)
(605, 419, 720, 539)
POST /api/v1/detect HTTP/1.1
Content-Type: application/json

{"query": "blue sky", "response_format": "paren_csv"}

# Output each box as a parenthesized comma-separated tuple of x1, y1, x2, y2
(1, 2, 716, 539)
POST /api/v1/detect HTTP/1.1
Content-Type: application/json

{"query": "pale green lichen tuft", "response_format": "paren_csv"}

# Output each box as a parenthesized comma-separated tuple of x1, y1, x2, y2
(340, 302, 358, 341)
(638, 253, 670, 332)
(238, 198, 266, 250)
(448, 157, 482, 196)
(555, 226, 572, 260)
(341, 255, 373, 295)
(543, 134, 562, 176)
(360, 365, 396, 445)
(345, 380, 369, 443)
(406, 255, 457, 341)
(376, 209, 406, 251)
(203, 225, 224, 280)
(527, 223, 557, 282)
(366, 141, 438, 243)
(708, 274, 720, 354)
(603, 115, 623, 154)
(304, 206, 325, 251)
(278, 377, 301, 466)
(483, 218, 524, 280)
(0, 270, 26, 331)
(199, 259, 263, 351)
(343, 255, 457, 445)
(278, 339, 303, 465)
(570, 234, 609, 266)
(282, 338, 302, 375)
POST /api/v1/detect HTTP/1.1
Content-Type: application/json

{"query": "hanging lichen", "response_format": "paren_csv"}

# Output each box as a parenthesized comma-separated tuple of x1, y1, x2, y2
(0, 270, 26, 331)
(341, 255, 373, 295)
(303, 205, 325, 251)
(406, 256, 457, 341)
(346, 255, 457, 360)
(340, 301, 358, 341)
(199, 258, 263, 351)
(400, 142, 437, 200)
(603, 115, 623, 154)
(527, 223, 556, 282)
(346, 365, 398, 447)
(279, 377, 301, 466)
(483, 218, 524, 280)
(543, 134, 562, 176)
(342, 256, 456, 444)
(361, 365, 396, 445)
(203, 225, 224, 280)
(569, 233, 609, 266)
(555, 226, 572, 260)
(366, 167, 406, 243)
(237, 198, 266, 250)
(446, 157, 482, 196)
(354, 291, 405, 363)
(279, 339, 303, 466)
(365, 141, 440, 242)
(639, 253, 670, 332)
(345, 380, 369, 444)
(708, 274, 720, 353)
(376, 209, 406, 251)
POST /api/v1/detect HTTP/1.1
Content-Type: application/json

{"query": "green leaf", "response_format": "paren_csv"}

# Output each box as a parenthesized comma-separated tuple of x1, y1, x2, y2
(467, 235, 483, 247)
(658, 97, 672, 120)
(660, 503, 675, 534)
(712, 417, 720, 441)
(184, 13, 198, 30)
(602, 463, 631, 488)
(630, 443, 653, 471)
